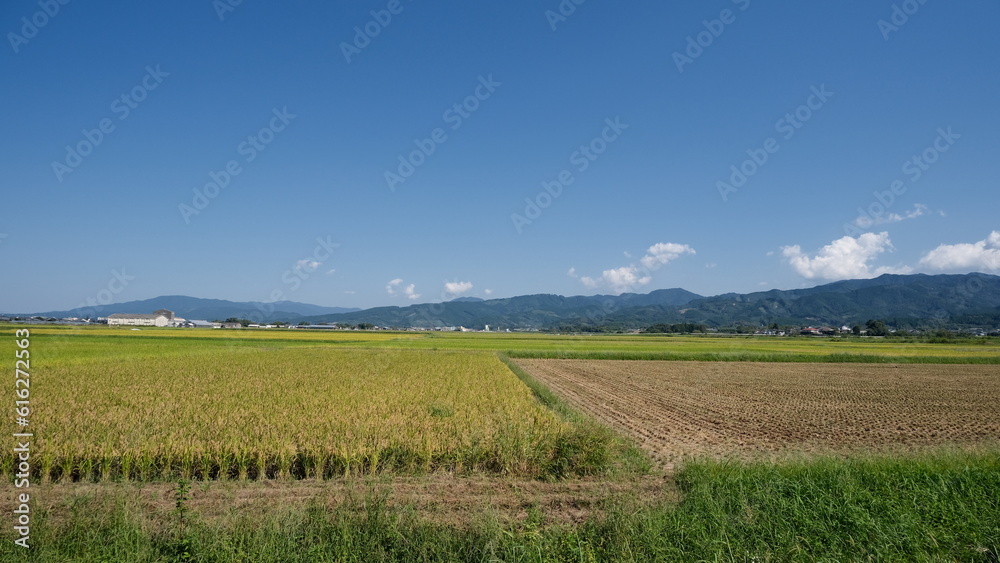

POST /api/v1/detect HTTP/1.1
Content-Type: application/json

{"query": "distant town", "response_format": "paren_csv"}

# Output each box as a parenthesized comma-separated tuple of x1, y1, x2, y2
(3, 309, 997, 338)
(1, 309, 511, 333)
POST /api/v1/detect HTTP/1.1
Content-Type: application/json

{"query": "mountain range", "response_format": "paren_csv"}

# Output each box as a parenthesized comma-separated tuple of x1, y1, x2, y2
(24, 295, 360, 323)
(16, 273, 1000, 330)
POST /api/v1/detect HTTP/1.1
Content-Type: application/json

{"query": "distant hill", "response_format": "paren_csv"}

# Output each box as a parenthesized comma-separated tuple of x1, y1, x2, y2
(298, 288, 704, 328)
(29, 295, 360, 323)
(611, 273, 1000, 329)
(20, 274, 1000, 330)
(298, 274, 1000, 330)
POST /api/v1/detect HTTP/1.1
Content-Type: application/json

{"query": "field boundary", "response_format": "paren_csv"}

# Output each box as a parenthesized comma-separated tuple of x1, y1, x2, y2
(498, 354, 652, 478)
(498, 354, 582, 422)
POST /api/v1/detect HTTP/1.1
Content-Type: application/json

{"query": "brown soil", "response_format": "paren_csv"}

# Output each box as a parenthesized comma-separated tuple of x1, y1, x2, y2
(515, 360, 1000, 466)
(7, 473, 675, 530)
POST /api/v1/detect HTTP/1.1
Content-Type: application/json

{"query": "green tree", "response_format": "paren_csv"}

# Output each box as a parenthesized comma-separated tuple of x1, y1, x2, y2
(644, 323, 707, 334)
(865, 319, 889, 336)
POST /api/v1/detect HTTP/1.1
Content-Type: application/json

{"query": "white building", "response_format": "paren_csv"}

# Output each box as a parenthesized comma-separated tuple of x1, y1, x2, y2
(107, 313, 169, 327)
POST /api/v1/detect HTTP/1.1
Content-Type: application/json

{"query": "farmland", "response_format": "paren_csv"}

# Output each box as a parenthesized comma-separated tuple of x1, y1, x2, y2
(5, 336, 618, 482)
(5, 325, 1000, 482)
(17, 323, 1000, 360)
(514, 359, 1000, 465)
(2, 325, 999, 561)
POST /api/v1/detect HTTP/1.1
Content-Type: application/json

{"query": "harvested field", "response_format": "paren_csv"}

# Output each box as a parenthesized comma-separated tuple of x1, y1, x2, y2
(514, 360, 1000, 464)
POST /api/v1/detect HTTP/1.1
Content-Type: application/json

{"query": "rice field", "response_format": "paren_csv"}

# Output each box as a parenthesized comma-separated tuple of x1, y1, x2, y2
(6, 337, 586, 481)
(4, 325, 999, 483)
(19, 324, 1000, 361)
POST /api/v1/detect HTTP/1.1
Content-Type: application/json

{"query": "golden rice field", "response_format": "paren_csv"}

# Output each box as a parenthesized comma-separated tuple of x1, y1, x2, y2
(7, 326, 999, 483)
(9, 346, 575, 482)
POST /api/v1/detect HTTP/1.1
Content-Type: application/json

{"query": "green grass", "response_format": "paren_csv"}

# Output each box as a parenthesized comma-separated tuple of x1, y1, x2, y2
(659, 450, 1000, 561)
(499, 353, 580, 420)
(11, 324, 1000, 363)
(4, 450, 997, 562)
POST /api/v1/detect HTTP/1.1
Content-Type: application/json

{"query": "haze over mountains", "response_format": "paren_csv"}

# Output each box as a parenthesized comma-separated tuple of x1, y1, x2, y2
(20, 273, 1000, 330)
(26, 296, 360, 324)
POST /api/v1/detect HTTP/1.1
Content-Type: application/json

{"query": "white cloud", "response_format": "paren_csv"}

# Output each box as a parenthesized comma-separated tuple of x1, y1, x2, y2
(386, 278, 403, 296)
(484, 288, 494, 296)
(854, 204, 928, 228)
(404, 284, 420, 300)
(605, 266, 652, 293)
(296, 259, 321, 272)
(902, 203, 928, 219)
(919, 231, 1000, 272)
(325, 269, 336, 276)
(639, 242, 696, 269)
(576, 242, 694, 294)
(444, 281, 473, 296)
(582, 266, 652, 294)
(781, 232, 910, 280)
(388, 278, 421, 299)
(343, 290, 356, 295)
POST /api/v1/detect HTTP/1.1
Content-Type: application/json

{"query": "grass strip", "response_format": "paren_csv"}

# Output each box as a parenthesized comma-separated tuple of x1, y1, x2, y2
(499, 353, 651, 478)
(4, 450, 997, 562)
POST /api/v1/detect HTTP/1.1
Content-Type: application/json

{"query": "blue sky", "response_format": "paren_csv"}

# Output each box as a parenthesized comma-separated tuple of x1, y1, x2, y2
(2, 0, 999, 313)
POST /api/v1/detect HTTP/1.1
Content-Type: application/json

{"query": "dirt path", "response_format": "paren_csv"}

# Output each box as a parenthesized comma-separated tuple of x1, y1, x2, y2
(8, 473, 675, 529)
